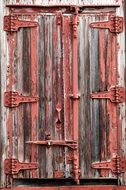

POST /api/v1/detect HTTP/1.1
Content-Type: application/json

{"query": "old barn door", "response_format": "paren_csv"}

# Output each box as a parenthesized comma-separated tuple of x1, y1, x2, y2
(4, 6, 125, 186)
(78, 13, 124, 180)
(4, 11, 80, 184)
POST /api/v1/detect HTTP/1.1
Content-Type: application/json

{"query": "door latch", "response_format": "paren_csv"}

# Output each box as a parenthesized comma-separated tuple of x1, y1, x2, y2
(26, 140, 77, 150)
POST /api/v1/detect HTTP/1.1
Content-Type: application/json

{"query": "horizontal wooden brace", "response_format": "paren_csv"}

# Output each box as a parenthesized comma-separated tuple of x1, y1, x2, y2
(1, 186, 126, 190)
(6, 4, 120, 8)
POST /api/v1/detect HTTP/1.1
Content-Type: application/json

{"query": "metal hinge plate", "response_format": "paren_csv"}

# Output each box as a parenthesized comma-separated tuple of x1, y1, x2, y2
(4, 91, 38, 108)
(91, 156, 126, 175)
(90, 86, 125, 103)
(4, 15, 38, 32)
(4, 159, 38, 175)
(90, 16, 123, 33)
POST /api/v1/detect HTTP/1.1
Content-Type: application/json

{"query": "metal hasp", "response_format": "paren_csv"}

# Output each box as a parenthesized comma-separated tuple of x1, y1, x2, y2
(26, 140, 77, 150)
(90, 16, 123, 33)
(4, 159, 38, 175)
(4, 91, 38, 108)
(71, 7, 80, 184)
(4, 15, 38, 31)
(92, 156, 126, 175)
(90, 86, 125, 103)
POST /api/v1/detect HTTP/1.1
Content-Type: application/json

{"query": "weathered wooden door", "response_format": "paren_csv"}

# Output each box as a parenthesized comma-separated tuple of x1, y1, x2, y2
(3, 5, 125, 186)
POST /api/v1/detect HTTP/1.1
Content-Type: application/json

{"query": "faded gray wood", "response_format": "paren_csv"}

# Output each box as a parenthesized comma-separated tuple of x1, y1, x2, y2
(6, 0, 121, 6)
(0, 0, 10, 187)
(0, 0, 125, 187)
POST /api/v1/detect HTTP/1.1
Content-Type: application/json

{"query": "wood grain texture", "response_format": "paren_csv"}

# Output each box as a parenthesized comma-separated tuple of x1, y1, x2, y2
(6, 0, 121, 6)
(78, 14, 119, 178)
(0, 2, 125, 187)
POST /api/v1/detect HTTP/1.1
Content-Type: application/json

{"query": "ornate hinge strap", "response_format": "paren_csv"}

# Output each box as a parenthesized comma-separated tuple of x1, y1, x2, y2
(90, 86, 125, 103)
(4, 159, 38, 175)
(4, 91, 38, 108)
(90, 16, 123, 33)
(4, 15, 38, 32)
(92, 156, 126, 174)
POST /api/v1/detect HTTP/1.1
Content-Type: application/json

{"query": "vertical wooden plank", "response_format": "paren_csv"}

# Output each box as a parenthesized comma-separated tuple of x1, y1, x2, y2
(45, 15, 53, 178)
(6, 32, 17, 186)
(22, 28, 31, 178)
(89, 16, 100, 178)
(63, 15, 73, 178)
(71, 13, 80, 184)
(53, 13, 64, 177)
(16, 29, 24, 178)
(38, 15, 46, 178)
(78, 16, 92, 178)
(98, 17, 108, 177)
(106, 31, 118, 158)
(30, 26, 38, 178)
(52, 14, 58, 176)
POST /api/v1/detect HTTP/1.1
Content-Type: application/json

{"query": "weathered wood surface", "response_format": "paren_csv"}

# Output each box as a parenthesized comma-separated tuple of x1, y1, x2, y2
(6, 0, 121, 6)
(3, 11, 119, 180)
(0, 0, 125, 187)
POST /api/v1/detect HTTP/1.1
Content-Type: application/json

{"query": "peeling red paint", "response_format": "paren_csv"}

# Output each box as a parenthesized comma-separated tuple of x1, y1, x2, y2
(2, 4, 125, 188)
(30, 26, 39, 178)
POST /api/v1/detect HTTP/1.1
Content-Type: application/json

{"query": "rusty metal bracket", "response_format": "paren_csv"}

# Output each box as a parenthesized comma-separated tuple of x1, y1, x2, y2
(26, 140, 77, 150)
(4, 159, 38, 175)
(90, 86, 125, 103)
(4, 15, 38, 32)
(90, 16, 123, 33)
(92, 156, 126, 175)
(4, 91, 38, 108)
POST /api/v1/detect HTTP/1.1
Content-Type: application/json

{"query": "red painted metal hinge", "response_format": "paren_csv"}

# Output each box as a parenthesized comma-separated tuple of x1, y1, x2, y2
(90, 86, 125, 103)
(4, 91, 38, 108)
(90, 16, 123, 33)
(4, 15, 38, 32)
(92, 156, 126, 175)
(4, 159, 38, 175)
